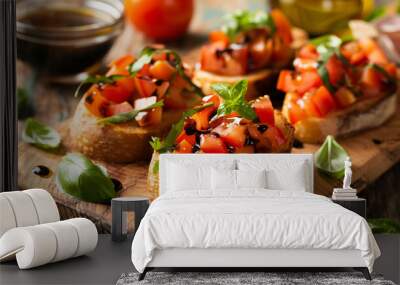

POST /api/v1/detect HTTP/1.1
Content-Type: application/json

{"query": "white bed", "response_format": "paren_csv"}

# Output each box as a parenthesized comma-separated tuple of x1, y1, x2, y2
(131, 154, 380, 280)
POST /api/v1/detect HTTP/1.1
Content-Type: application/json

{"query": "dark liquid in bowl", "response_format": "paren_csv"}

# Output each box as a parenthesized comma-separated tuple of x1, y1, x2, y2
(19, 7, 112, 28)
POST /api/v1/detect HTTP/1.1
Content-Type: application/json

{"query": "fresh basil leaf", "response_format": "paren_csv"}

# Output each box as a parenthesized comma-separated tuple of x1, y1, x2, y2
(368, 218, 400, 234)
(22, 118, 61, 150)
(317, 65, 336, 93)
(150, 102, 215, 153)
(315, 135, 349, 179)
(56, 153, 116, 203)
(211, 80, 257, 121)
(128, 47, 156, 76)
(310, 35, 342, 56)
(97, 100, 164, 124)
(74, 74, 125, 98)
(222, 10, 275, 42)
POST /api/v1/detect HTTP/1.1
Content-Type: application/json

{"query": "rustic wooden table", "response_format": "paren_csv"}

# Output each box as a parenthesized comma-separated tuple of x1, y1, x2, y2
(17, 0, 400, 232)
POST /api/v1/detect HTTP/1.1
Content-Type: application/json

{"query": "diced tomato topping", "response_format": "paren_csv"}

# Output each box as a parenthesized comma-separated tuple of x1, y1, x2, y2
(293, 58, 318, 72)
(360, 66, 383, 97)
(252, 96, 275, 126)
(200, 42, 248, 76)
(134, 96, 162, 126)
(325, 55, 344, 86)
(287, 100, 307, 124)
(107, 55, 135, 76)
(164, 86, 187, 109)
(176, 130, 196, 145)
(214, 122, 247, 148)
(295, 70, 322, 95)
(156, 81, 170, 98)
(203, 94, 221, 110)
(149, 60, 176, 81)
(134, 76, 157, 98)
(175, 139, 194, 153)
(102, 82, 133, 104)
(340, 42, 367, 65)
(106, 102, 134, 117)
(383, 63, 397, 77)
(200, 134, 228, 153)
(209, 30, 230, 46)
(270, 9, 293, 45)
(84, 86, 110, 117)
(298, 44, 319, 60)
(334, 87, 356, 108)
(300, 92, 321, 117)
(277, 70, 295, 93)
(311, 86, 336, 116)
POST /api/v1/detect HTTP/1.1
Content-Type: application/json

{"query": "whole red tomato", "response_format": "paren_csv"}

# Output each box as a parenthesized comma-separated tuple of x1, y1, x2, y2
(125, 0, 194, 40)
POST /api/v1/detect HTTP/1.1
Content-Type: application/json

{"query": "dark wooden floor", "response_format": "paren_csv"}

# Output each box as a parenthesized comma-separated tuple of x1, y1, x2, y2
(1, 234, 398, 285)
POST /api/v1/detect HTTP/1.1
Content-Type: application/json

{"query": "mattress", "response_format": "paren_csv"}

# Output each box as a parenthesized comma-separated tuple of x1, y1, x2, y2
(131, 190, 380, 273)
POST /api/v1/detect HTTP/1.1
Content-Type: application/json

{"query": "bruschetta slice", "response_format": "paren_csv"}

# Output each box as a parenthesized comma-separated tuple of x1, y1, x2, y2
(70, 47, 202, 163)
(193, 9, 306, 99)
(278, 35, 398, 144)
(147, 79, 294, 196)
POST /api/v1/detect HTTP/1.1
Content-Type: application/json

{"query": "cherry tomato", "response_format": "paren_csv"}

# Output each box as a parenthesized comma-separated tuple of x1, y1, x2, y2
(125, 0, 193, 40)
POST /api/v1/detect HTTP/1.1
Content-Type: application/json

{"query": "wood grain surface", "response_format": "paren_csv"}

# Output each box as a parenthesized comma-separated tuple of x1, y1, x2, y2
(17, 0, 400, 231)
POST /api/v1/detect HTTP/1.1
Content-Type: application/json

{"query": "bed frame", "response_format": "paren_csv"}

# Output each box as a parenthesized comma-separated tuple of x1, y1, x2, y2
(139, 154, 372, 281)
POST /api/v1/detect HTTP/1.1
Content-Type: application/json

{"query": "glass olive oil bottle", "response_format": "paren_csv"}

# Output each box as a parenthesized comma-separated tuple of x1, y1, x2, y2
(271, 0, 372, 36)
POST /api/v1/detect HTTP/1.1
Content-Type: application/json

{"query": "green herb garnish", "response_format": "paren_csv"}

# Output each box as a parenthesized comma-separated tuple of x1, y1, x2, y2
(211, 80, 257, 120)
(128, 47, 156, 76)
(22, 118, 61, 150)
(310, 35, 344, 93)
(150, 102, 215, 153)
(222, 10, 275, 42)
(97, 100, 164, 124)
(74, 74, 125, 98)
(315, 135, 349, 180)
(56, 153, 116, 203)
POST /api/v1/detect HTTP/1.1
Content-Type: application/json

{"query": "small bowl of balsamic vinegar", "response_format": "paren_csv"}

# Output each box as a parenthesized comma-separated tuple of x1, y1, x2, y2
(16, 0, 124, 83)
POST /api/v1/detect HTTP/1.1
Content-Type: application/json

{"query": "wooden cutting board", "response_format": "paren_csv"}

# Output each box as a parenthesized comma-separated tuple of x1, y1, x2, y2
(18, 95, 400, 232)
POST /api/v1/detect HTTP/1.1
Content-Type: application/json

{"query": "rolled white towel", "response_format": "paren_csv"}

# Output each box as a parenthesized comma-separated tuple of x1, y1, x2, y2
(0, 218, 98, 269)
(24, 189, 60, 224)
(0, 191, 39, 228)
(0, 196, 17, 237)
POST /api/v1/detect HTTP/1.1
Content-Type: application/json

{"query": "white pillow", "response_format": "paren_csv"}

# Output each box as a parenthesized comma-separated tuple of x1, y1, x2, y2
(167, 160, 235, 192)
(238, 159, 307, 191)
(236, 169, 267, 189)
(211, 168, 236, 190)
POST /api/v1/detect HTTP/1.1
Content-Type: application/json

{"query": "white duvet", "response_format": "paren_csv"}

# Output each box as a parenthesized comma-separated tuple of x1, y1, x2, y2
(131, 190, 380, 273)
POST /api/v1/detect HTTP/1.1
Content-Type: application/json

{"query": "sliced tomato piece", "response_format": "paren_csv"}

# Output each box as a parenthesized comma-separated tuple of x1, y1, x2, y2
(277, 70, 295, 93)
(383, 63, 397, 77)
(191, 109, 211, 130)
(164, 86, 187, 109)
(176, 130, 196, 145)
(296, 70, 322, 95)
(102, 81, 133, 104)
(270, 9, 293, 45)
(335, 87, 356, 108)
(84, 86, 110, 117)
(106, 102, 134, 117)
(149, 60, 176, 81)
(252, 96, 275, 126)
(300, 92, 321, 118)
(287, 100, 307, 124)
(311, 86, 336, 116)
(213, 122, 247, 148)
(134, 76, 157, 97)
(107, 55, 135, 76)
(325, 55, 344, 86)
(265, 126, 286, 148)
(200, 134, 228, 153)
(209, 30, 230, 45)
(340, 42, 367, 65)
(175, 139, 194, 153)
(298, 44, 319, 60)
(156, 81, 170, 98)
(360, 66, 383, 97)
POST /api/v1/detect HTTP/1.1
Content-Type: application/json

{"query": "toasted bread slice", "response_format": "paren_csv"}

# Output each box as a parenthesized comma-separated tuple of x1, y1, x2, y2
(69, 97, 184, 163)
(283, 93, 397, 144)
(146, 110, 294, 197)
